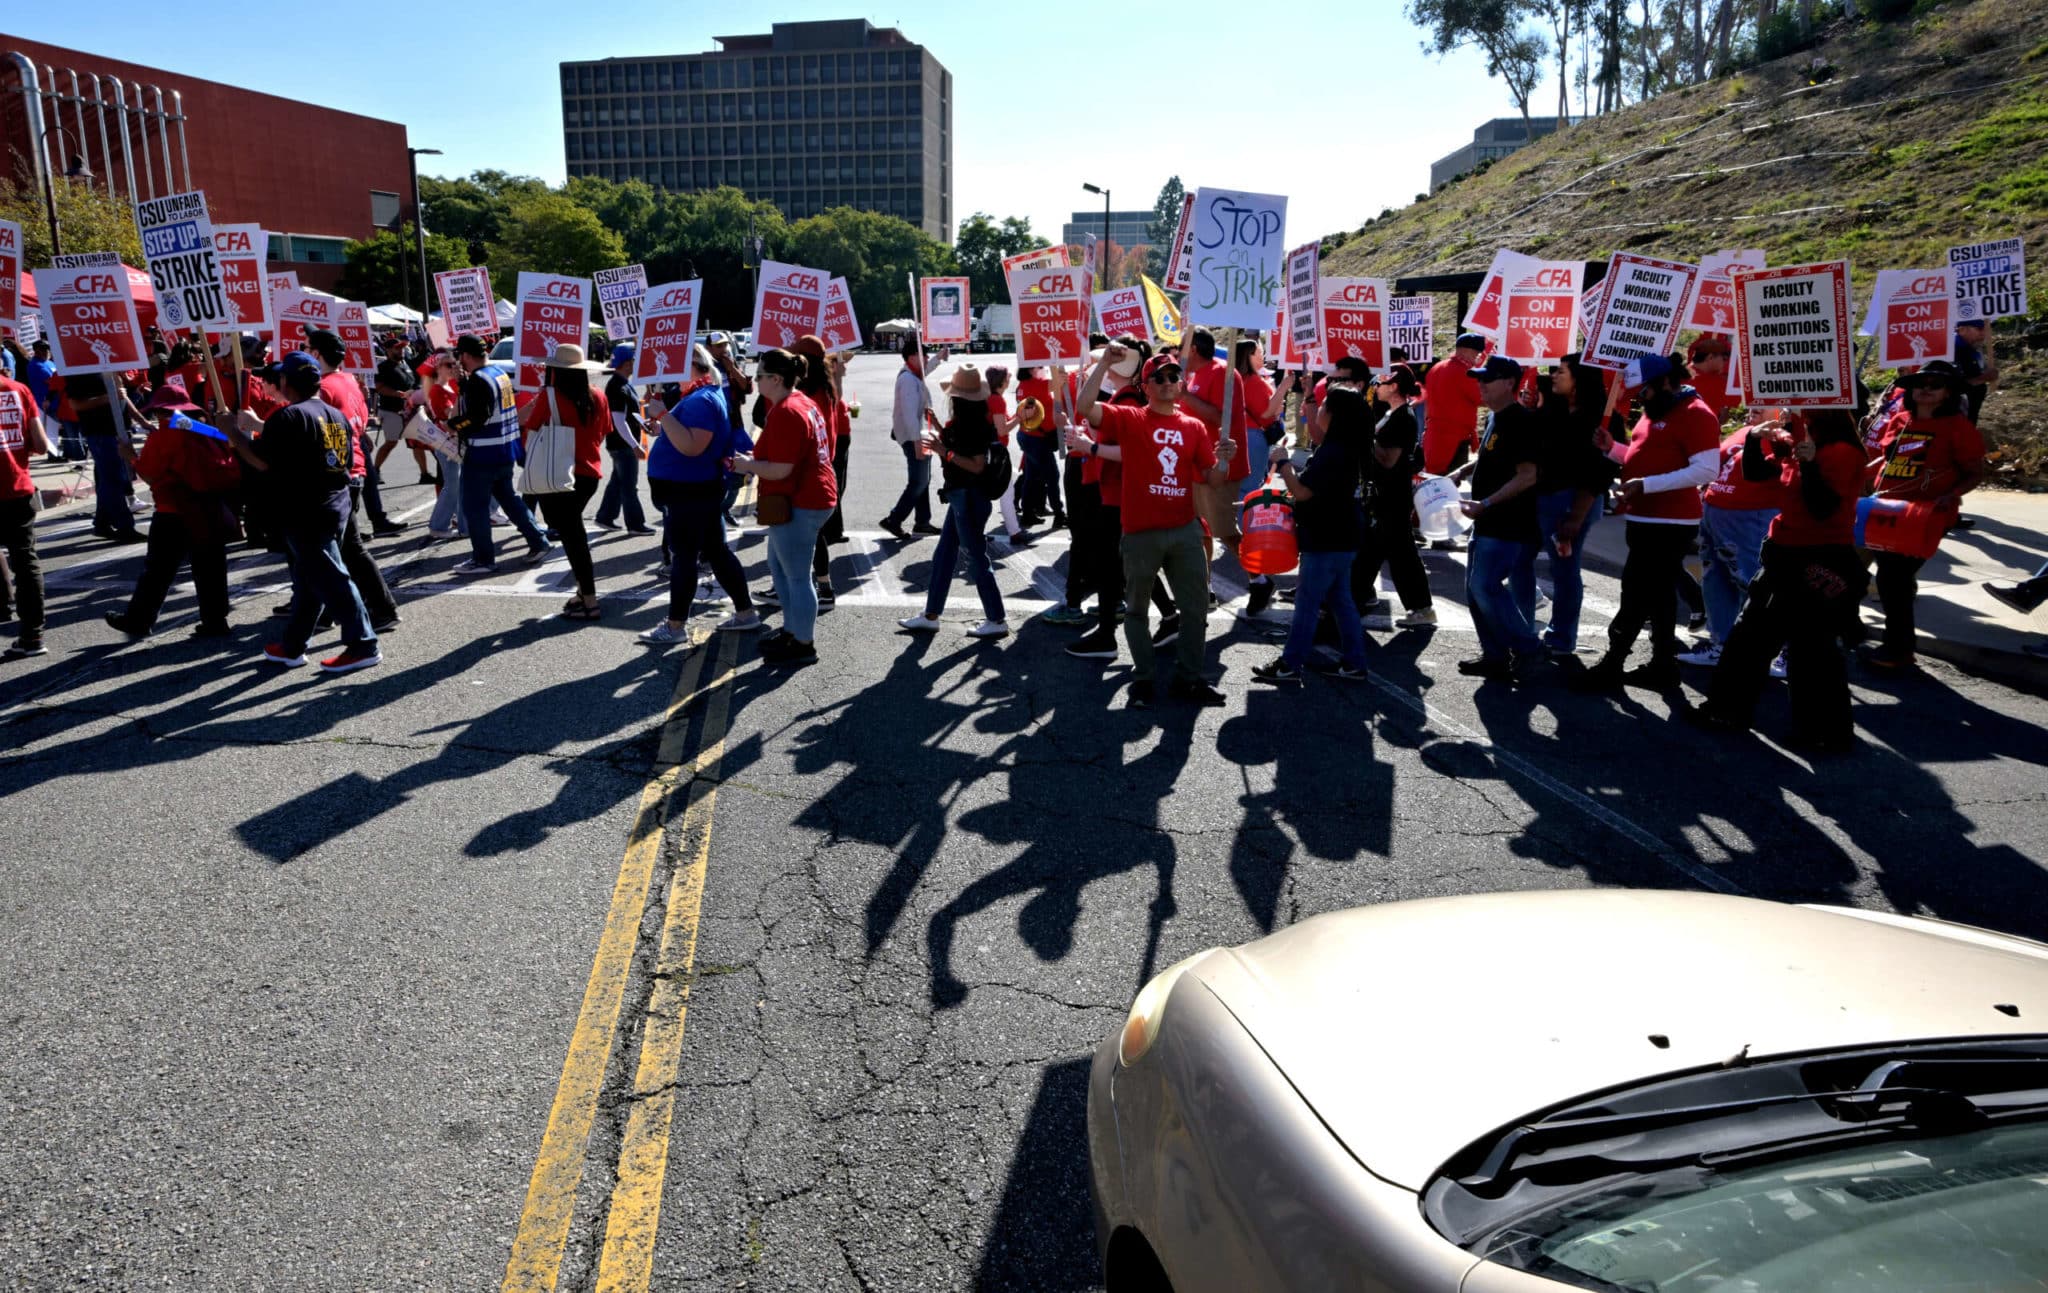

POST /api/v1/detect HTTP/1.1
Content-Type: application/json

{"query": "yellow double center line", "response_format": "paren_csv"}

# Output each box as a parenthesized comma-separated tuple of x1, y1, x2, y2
(503, 628, 741, 1293)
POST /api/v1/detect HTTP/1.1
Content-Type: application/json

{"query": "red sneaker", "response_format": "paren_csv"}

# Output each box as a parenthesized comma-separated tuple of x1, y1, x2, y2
(319, 645, 384, 675)
(262, 643, 307, 667)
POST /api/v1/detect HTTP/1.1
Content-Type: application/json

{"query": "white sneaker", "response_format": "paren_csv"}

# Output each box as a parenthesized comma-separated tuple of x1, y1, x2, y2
(898, 613, 942, 633)
(1395, 607, 1438, 628)
(427, 527, 459, 540)
(1769, 651, 1789, 680)
(965, 620, 1009, 639)
(638, 621, 690, 645)
(717, 611, 763, 632)
(1675, 644, 1723, 667)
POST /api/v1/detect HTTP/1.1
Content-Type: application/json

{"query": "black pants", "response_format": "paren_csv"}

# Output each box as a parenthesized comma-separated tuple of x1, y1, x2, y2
(122, 513, 229, 630)
(814, 434, 851, 578)
(1019, 434, 1063, 522)
(1709, 543, 1863, 744)
(1064, 478, 1103, 610)
(1356, 504, 1432, 611)
(1874, 551, 1927, 656)
(0, 495, 44, 635)
(358, 432, 394, 528)
(1603, 521, 1698, 666)
(342, 482, 397, 622)
(536, 475, 602, 598)
(655, 480, 751, 622)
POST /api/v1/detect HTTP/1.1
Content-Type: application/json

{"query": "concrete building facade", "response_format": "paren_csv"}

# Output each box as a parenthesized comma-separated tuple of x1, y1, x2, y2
(1429, 116, 1575, 190)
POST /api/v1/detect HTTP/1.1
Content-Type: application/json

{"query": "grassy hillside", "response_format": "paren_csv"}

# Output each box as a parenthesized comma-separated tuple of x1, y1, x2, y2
(1321, 0, 2048, 482)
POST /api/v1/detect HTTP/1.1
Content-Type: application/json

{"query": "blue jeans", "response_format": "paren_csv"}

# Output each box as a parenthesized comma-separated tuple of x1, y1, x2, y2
(57, 419, 87, 461)
(1699, 505, 1777, 646)
(1283, 549, 1367, 670)
(884, 441, 933, 527)
(924, 488, 1005, 622)
(281, 507, 375, 653)
(1467, 534, 1543, 662)
(428, 451, 465, 534)
(86, 435, 137, 534)
(766, 505, 832, 641)
(1017, 434, 1062, 521)
(1236, 427, 1271, 503)
(595, 437, 646, 529)
(1513, 490, 1604, 652)
(459, 460, 546, 565)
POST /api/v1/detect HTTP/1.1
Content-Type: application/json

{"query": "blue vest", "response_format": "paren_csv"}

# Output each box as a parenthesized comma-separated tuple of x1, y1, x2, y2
(462, 365, 523, 468)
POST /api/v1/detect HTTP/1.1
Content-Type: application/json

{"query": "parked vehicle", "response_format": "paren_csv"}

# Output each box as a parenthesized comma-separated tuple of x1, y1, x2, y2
(971, 305, 1015, 353)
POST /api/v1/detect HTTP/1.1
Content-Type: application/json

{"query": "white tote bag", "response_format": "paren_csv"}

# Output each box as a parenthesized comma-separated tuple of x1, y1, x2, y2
(518, 390, 578, 496)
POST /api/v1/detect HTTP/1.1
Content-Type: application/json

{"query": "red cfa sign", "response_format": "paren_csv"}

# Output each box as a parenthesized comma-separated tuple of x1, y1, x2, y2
(1500, 262, 1581, 364)
(1876, 269, 1955, 369)
(1685, 249, 1766, 333)
(633, 278, 703, 384)
(337, 301, 376, 375)
(0, 219, 22, 340)
(40, 252, 144, 374)
(212, 223, 270, 332)
(272, 286, 335, 360)
(1093, 286, 1150, 342)
(515, 271, 592, 391)
(1317, 277, 1388, 368)
(752, 260, 825, 351)
(1007, 267, 1088, 365)
(1462, 249, 1540, 339)
(819, 276, 862, 352)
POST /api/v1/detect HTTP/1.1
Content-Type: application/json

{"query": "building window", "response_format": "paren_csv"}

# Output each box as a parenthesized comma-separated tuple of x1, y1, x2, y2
(285, 234, 349, 265)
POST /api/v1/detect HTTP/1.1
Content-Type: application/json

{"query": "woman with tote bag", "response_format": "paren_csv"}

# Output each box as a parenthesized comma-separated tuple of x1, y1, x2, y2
(518, 344, 611, 620)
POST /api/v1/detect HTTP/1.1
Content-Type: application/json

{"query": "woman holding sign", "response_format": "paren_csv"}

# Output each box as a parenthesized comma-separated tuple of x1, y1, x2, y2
(519, 345, 612, 621)
(896, 364, 1009, 641)
(1862, 361, 1986, 671)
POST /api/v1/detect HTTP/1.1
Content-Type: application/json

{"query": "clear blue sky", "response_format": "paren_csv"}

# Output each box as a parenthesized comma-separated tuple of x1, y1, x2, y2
(6, 3, 1533, 252)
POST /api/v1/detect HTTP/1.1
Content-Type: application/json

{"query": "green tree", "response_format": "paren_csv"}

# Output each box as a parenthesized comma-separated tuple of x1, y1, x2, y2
(953, 211, 1048, 303)
(0, 175, 143, 266)
(417, 170, 549, 252)
(484, 193, 628, 297)
(562, 175, 660, 262)
(785, 206, 957, 337)
(335, 224, 472, 310)
(640, 186, 789, 327)
(1407, 0, 1548, 138)
(1144, 176, 1186, 282)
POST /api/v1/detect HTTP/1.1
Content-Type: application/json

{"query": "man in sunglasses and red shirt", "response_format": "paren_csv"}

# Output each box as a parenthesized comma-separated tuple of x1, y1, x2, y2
(1067, 350, 1235, 709)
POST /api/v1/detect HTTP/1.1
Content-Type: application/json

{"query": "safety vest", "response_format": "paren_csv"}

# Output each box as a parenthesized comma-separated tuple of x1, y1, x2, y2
(462, 365, 523, 468)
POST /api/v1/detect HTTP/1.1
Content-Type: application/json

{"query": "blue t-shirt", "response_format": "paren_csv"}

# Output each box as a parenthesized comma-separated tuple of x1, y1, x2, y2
(648, 384, 750, 483)
(26, 359, 56, 412)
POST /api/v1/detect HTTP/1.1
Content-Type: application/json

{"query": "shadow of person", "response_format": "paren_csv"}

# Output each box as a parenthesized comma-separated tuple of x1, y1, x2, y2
(973, 1056, 1100, 1291)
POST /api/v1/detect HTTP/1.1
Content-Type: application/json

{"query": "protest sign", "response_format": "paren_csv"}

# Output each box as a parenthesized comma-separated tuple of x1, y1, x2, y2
(920, 275, 971, 346)
(514, 271, 592, 391)
(1462, 249, 1540, 338)
(434, 266, 496, 337)
(1499, 260, 1581, 364)
(1007, 267, 1090, 366)
(1140, 275, 1183, 346)
(1947, 237, 2027, 321)
(820, 276, 862, 352)
(1733, 260, 1853, 409)
(1581, 253, 1700, 372)
(1316, 277, 1389, 369)
(1859, 269, 1955, 369)
(1185, 188, 1286, 330)
(1386, 295, 1434, 364)
(1577, 280, 1606, 349)
(336, 301, 376, 375)
(1267, 307, 1322, 372)
(752, 260, 825, 351)
(39, 252, 145, 374)
(0, 220, 20, 339)
(1685, 249, 1766, 333)
(1164, 192, 1197, 294)
(1093, 284, 1151, 342)
(593, 264, 649, 344)
(16, 308, 40, 348)
(210, 224, 270, 333)
(273, 287, 338, 358)
(134, 189, 229, 331)
(1285, 242, 1322, 357)
(632, 279, 703, 384)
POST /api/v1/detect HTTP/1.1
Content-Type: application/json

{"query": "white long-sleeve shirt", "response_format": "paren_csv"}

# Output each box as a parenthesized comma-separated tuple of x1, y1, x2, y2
(892, 365, 929, 444)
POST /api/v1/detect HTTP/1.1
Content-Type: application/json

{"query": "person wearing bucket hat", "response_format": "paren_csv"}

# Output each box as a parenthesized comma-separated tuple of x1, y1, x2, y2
(106, 380, 244, 640)
(896, 363, 1010, 640)
(518, 343, 613, 620)
(593, 342, 653, 535)
(1860, 358, 1986, 670)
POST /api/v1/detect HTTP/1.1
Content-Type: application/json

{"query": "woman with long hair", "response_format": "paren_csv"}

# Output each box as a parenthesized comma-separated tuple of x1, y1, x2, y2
(896, 364, 1009, 640)
(794, 336, 850, 608)
(730, 348, 838, 665)
(1352, 363, 1435, 628)
(985, 364, 1027, 545)
(1516, 353, 1615, 654)
(518, 344, 611, 620)
(1251, 385, 1370, 685)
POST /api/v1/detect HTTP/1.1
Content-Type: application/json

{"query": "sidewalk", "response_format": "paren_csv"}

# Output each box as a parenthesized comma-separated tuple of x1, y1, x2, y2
(1580, 488, 2048, 695)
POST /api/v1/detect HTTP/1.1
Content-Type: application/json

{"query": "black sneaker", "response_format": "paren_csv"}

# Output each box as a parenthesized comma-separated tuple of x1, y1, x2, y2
(765, 638, 817, 666)
(1151, 616, 1180, 649)
(1457, 655, 1515, 681)
(1169, 678, 1227, 707)
(372, 521, 410, 537)
(878, 517, 909, 540)
(1623, 659, 1682, 689)
(1245, 580, 1275, 620)
(912, 521, 944, 536)
(1252, 658, 1303, 686)
(1128, 679, 1156, 709)
(815, 581, 836, 607)
(3, 636, 47, 660)
(193, 621, 233, 639)
(103, 611, 150, 637)
(1306, 658, 1367, 681)
(1566, 660, 1626, 692)
(756, 585, 781, 606)
(1985, 581, 2047, 616)
(371, 612, 402, 633)
(1065, 629, 1120, 660)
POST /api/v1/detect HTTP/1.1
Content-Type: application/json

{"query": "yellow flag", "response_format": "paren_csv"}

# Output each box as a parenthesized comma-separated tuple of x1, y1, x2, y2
(1140, 275, 1183, 346)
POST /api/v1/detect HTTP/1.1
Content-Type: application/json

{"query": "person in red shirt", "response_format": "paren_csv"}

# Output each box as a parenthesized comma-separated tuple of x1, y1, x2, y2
(0, 370, 53, 659)
(1573, 352, 1722, 692)
(1058, 340, 1173, 657)
(1421, 334, 1488, 474)
(1068, 350, 1234, 709)
(1678, 420, 1796, 666)
(729, 347, 839, 666)
(1691, 410, 1869, 750)
(519, 344, 612, 620)
(303, 331, 399, 629)
(1863, 360, 1987, 669)
(1176, 329, 1255, 571)
(1686, 333, 1740, 424)
(792, 336, 852, 603)
(105, 378, 243, 639)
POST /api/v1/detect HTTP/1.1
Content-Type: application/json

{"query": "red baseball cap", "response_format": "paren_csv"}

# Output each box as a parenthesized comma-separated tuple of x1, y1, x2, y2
(1141, 353, 1184, 384)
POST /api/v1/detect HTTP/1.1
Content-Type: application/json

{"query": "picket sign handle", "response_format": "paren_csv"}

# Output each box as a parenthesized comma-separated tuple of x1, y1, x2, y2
(188, 327, 229, 421)
(226, 334, 246, 414)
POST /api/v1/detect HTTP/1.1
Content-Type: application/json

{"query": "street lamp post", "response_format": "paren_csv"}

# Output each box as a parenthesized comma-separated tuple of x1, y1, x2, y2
(39, 127, 92, 257)
(409, 147, 441, 317)
(1081, 182, 1110, 284)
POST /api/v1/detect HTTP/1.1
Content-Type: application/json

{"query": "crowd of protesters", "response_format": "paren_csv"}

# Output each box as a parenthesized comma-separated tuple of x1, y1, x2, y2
(0, 306, 2027, 750)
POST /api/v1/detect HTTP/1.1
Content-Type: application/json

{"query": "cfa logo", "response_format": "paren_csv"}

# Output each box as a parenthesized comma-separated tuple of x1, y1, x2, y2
(779, 271, 821, 292)
(214, 230, 253, 253)
(536, 279, 583, 300)
(1034, 273, 1076, 295)
(1108, 289, 1140, 307)
(70, 274, 118, 293)
(654, 287, 695, 309)
(1535, 268, 1574, 288)
(1333, 283, 1379, 304)
(1907, 276, 1948, 297)
(301, 299, 330, 318)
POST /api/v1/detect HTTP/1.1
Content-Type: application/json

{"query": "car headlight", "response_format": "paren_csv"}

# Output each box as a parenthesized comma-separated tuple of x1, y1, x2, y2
(1118, 953, 1209, 1067)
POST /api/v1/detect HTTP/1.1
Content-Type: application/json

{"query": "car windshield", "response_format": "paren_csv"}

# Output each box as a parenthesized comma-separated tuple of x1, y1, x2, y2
(1472, 1119, 2048, 1291)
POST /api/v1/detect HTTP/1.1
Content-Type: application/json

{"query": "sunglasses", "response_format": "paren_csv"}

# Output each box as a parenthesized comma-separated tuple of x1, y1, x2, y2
(1146, 370, 1182, 385)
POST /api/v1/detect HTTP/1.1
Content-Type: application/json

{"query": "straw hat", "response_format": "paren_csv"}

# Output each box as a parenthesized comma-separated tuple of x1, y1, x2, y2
(545, 342, 605, 372)
(944, 363, 990, 401)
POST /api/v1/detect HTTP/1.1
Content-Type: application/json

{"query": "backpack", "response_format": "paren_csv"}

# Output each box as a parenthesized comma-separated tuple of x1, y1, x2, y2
(976, 439, 1013, 501)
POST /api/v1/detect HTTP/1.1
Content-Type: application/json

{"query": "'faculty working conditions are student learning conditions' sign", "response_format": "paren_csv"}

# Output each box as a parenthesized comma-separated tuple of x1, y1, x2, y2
(1733, 260, 1853, 410)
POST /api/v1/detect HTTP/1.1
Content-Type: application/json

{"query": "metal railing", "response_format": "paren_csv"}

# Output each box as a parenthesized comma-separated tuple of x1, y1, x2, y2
(7, 51, 192, 210)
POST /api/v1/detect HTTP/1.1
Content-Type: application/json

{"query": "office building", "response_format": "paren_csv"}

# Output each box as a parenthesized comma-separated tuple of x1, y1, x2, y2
(1430, 116, 1575, 190)
(560, 20, 953, 241)
(1060, 209, 1152, 248)
(3, 34, 413, 291)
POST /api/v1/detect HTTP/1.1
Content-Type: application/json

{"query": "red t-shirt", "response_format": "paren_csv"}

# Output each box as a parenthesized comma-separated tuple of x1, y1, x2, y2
(1873, 412, 1984, 502)
(755, 390, 838, 511)
(1769, 441, 1866, 548)
(987, 392, 1011, 445)
(50, 373, 78, 423)
(522, 388, 611, 479)
(1240, 369, 1276, 431)
(1620, 394, 1721, 522)
(1704, 431, 1790, 511)
(1096, 401, 1215, 534)
(318, 371, 369, 476)
(1092, 385, 1146, 503)
(1691, 364, 1739, 423)
(0, 377, 38, 500)
(1421, 359, 1483, 472)
(1181, 356, 1253, 478)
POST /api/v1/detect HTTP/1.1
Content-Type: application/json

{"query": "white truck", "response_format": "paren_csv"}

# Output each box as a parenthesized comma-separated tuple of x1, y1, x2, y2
(971, 305, 1015, 353)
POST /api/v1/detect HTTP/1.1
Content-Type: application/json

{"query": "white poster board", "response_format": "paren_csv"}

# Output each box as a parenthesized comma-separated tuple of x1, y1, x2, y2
(1184, 187, 1287, 330)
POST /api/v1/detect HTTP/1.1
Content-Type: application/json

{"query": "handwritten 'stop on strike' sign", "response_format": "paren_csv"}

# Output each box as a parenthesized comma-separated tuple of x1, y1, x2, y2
(1186, 187, 1286, 332)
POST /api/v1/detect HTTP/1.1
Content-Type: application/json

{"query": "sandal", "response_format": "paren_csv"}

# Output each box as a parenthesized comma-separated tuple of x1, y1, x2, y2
(561, 599, 603, 621)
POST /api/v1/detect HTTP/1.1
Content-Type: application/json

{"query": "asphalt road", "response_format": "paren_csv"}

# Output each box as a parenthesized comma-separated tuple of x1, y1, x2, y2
(4, 351, 2047, 1291)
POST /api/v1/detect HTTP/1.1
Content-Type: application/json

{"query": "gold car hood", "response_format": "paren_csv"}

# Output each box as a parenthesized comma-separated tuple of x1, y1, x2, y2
(1188, 890, 2048, 1191)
